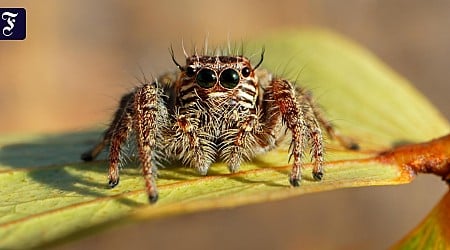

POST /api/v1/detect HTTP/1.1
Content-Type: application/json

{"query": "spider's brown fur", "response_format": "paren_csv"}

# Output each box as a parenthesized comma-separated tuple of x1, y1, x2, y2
(82, 51, 358, 203)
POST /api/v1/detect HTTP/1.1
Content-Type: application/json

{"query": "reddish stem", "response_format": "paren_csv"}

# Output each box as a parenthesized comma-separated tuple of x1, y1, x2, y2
(377, 134, 450, 181)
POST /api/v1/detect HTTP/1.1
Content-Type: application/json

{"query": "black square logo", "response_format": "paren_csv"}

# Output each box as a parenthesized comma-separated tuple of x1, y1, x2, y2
(0, 8, 26, 40)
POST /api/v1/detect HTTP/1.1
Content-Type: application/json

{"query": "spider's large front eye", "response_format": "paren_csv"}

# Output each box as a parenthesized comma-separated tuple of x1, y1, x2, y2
(219, 68, 240, 89)
(196, 68, 217, 88)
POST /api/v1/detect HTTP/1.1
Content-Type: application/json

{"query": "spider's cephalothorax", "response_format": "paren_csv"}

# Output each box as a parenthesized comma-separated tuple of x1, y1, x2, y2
(81, 50, 358, 203)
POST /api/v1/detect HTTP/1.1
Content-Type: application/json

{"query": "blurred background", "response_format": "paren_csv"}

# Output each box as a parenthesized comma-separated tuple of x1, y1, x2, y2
(1, 0, 449, 249)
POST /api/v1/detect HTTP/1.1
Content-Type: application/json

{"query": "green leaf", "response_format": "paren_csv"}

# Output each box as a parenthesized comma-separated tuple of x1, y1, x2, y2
(0, 29, 448, 249)
(393, 190, 450, 250)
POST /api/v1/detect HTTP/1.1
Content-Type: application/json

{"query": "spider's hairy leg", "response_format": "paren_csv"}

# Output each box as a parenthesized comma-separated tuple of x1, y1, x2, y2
(81, 140, 105, 162)
(133, 83, 165, 204)
(81, 93, 134, 161)
(297, 92, 325, 181)
(299, 89, 359, 150)
(106, 93, 135, 188)
(107, 112, 132, 188)
(267, 79, 312, 186)
(222, 114, 260, 173)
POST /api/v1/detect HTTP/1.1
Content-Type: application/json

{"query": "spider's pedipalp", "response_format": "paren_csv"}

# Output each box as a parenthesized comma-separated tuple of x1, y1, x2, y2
(221, 113, 261, 173)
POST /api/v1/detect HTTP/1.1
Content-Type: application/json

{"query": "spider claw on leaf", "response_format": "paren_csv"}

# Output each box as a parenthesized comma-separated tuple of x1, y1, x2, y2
(289, 177, 300, 187)
(149, 193, 159, 204)
(108, 177, 120, 188)
(313, 171, 324, 181)
(80, 151, 94, 162)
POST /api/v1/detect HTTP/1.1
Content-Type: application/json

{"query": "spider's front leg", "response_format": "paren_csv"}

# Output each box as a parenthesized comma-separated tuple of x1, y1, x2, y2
(132, 83, 167, 203)
(267, 79, 325, 186)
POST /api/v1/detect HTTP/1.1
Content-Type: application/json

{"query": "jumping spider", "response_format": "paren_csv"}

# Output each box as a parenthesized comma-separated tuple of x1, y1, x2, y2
(81, 48, 358, 203)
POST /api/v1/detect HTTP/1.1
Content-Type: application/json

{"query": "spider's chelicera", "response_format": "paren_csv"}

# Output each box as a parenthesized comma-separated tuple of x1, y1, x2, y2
(82, 48, 358, 203)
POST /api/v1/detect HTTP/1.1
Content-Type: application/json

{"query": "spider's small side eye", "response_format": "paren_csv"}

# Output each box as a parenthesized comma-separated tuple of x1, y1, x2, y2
(220, 68, 240, 89)
(186, 66, 196, 77)
(241, 67, 251, 77)
(196, 68, 217, 88)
